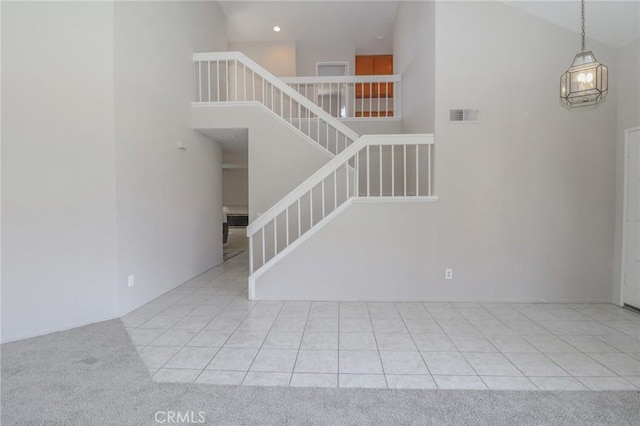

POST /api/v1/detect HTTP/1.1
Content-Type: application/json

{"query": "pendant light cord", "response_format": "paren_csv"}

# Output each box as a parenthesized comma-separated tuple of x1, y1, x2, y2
(581, 0, 586, 51)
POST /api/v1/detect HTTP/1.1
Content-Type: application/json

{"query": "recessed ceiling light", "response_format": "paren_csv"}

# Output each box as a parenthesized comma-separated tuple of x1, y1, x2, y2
(273, 26, 281, 32)
(376, 35, 384, 40)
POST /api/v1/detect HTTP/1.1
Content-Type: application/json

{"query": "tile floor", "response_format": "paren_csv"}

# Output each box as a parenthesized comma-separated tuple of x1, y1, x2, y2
(123, 252, 640, 390)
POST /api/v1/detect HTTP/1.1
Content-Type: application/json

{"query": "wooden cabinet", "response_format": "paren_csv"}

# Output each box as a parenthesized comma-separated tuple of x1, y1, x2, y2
(355, 55, 393, 98)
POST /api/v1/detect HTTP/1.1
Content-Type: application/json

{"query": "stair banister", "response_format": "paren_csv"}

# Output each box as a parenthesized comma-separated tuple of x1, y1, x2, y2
(247, 136, 368, 235)
(247, 134, 435, 282)
(193, 52, 359, 143)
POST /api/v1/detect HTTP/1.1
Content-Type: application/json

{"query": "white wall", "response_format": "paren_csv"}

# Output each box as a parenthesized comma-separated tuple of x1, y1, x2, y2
(613, 38, 640, 303)
(256, 1, 619, 303)
(431, 1, 617, 303)
(229, 41, 296, 77)
(192, 104, 332, 222)
(114, 1, 228, 315)
(257, 201, 608, 302)
(296, 47, 356, 76)
(223, 168, 249, 208)
(1, 2, 118, 342)
(393, 1, 436, 133)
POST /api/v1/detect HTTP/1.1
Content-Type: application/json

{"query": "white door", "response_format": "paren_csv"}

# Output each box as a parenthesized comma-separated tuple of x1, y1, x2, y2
(623, 128, 640, 309)
(316, 62, 348, 118)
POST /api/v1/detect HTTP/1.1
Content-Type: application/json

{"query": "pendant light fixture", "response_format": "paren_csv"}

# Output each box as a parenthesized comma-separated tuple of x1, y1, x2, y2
(560, 0, 608, 108)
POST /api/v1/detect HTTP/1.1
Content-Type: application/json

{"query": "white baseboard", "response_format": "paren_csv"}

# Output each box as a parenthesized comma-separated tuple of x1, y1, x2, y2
(1, 313, 119, 344)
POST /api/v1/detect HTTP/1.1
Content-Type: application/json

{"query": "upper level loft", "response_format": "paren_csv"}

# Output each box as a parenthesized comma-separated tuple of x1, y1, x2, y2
(194, 52, 401, 123)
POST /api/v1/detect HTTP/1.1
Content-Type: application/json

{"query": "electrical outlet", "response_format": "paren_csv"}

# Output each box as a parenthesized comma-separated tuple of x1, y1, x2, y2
(128, 274, 135, 287)
(445, 268, 453, 280)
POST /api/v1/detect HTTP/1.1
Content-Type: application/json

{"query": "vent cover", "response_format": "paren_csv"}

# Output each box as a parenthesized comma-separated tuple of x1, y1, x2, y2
(449, 109, 479, 122)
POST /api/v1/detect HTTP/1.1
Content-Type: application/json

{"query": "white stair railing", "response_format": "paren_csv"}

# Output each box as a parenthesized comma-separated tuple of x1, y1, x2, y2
(193, 52, 359, 156)
(247, 134, 435, 278)
(281, 75, 401, 119)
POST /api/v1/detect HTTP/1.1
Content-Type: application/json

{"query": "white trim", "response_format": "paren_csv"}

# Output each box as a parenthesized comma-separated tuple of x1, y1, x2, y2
(620, 127, 640, 306)
(252, 295, 616, 303)
(248, 278, 256, 300)
(315, 61, 349, 77)
(1, 314, 119, 344)
(281, 75, 401, 84)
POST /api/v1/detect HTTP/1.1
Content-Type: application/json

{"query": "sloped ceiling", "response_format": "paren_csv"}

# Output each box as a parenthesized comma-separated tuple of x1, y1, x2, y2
(504, 0, 639, 48)
(219, 1, 399, 54)
(219, 1, 639, 51)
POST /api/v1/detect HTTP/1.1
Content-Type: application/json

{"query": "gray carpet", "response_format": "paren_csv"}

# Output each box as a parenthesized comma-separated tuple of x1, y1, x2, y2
(1, 320, 639, 425)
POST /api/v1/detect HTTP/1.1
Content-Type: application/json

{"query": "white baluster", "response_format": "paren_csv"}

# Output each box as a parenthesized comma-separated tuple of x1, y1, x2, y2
(392, 145, 395, 197)
(234, 60, 238, 102)
(310, 189, 314, 227)
(367, 145, 370, 197)
(403, 144, 407, 196)
(377, 82, 380, 117)
(274, 218, 278, 255)
(198, 61, 202, 102)
(249, 234, 254, 274)
(369, 82, 373, 117)
(224, 60, 229, 102)
(261, 227, 265, 266)
(355, 151, 360, 197)
(285, 207, 290, 246)
(346, 159, 350, 199)
(428, 143, 432, 196)
(379, 145, 383, 196)
(207, 61, 211, 102)
(416, 144, 420, 196)
(297, 199, 301, 238)
(334, 169, 337, 208)
(322, 180, 326, 218)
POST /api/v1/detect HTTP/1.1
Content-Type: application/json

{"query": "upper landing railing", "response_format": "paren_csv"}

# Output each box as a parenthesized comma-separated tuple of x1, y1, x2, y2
(281, 75, 401, 120)
(193, 52, 359, 156)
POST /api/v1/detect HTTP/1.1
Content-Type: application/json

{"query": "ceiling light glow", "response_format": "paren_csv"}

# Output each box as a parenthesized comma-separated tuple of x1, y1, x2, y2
(273, 26, 281, 32)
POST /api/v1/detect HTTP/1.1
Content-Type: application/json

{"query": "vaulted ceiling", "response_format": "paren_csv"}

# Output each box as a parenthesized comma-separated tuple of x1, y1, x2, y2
(219, 1, 639, 51)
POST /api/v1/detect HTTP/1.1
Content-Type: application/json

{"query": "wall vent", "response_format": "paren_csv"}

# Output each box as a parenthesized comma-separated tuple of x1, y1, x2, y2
(449, 109, 479, 122)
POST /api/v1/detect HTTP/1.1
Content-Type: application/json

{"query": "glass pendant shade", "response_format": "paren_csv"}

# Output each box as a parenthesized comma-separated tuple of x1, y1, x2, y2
(560, 51, 608, 108)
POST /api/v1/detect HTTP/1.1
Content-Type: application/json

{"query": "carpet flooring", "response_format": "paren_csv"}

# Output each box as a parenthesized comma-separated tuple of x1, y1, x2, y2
(1, 319, 639, 425)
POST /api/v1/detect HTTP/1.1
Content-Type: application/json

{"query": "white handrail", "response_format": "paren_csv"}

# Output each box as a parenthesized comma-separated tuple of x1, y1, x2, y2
(248, 134, 433, 234)
(193, 52, 359, 143)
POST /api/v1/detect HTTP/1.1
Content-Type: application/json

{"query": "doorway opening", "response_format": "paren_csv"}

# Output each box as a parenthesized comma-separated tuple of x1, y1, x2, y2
(316, 62, 349, 118)
(219, 129, 249, 261)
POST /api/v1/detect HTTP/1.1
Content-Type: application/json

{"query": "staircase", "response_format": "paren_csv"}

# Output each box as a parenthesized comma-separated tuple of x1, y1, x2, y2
(193, 52, 436, 300)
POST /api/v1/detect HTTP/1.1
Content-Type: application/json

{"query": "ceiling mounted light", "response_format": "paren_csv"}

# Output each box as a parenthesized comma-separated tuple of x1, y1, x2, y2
(560, 0, 608, 108)
(273, 26, 281, 32)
